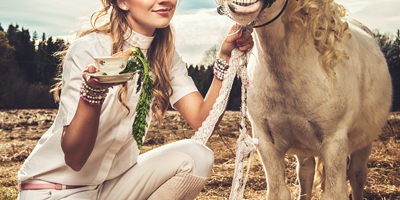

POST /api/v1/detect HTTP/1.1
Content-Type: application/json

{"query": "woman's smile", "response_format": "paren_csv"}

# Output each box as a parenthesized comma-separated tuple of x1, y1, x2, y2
(153, 7, 172, 16)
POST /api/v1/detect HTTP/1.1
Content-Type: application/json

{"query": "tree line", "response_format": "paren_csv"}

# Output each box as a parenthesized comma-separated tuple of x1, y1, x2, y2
(375, 30, 400, 111)
(0, 23, 67, 108)
(0, 23, 399, 111)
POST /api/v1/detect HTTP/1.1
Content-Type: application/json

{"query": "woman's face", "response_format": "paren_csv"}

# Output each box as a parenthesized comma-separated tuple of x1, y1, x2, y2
(119, 0, 177, 36)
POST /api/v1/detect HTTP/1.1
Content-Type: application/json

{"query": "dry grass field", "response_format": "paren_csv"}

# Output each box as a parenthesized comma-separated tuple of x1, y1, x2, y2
(0, 109, 399, 199)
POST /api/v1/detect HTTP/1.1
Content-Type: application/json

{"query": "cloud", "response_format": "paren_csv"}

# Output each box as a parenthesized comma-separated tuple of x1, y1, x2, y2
(336, 0, 400, 33)
(0, 0, 99, 36)
(172, 9, 234, 64)
(177, 0, 216, 10)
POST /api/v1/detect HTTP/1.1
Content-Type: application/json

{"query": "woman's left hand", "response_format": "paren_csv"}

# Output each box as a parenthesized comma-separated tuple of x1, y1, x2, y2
(219, 24, 254, 62)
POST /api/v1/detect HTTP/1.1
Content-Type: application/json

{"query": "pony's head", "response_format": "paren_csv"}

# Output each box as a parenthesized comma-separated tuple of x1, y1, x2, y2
(217, 0, 351, 76)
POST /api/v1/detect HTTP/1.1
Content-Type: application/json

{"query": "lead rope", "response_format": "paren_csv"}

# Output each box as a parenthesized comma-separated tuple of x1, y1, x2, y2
(229, 54, 258, 200)
(191, 46, 258, 200)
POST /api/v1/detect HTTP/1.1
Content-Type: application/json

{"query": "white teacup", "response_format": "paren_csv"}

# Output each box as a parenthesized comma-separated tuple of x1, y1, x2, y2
(94, 56, 130, 75)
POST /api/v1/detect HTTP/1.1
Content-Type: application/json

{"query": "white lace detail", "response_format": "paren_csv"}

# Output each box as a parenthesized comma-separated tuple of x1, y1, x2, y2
(191, 48, 258, 200)
(123, 28, 154, 51)
(191, 49, 242, 144)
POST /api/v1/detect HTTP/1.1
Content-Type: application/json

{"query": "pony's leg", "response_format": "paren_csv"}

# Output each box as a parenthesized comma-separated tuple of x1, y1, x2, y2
(320, 129, 348, 200)
(347, 144, 372, 200)
(296, 156, 315, 200)
(253, 122, 291, 200)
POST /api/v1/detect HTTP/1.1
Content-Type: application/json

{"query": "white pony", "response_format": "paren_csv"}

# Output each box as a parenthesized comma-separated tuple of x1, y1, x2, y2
(215, 0, 392, 199)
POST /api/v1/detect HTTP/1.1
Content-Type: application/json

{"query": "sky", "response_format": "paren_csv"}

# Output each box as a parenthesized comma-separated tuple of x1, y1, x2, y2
(1, 0, 399, 64)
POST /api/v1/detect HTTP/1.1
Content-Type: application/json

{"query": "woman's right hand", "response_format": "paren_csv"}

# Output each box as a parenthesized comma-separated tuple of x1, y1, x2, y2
(82, 65, 124, 89)
(219, 24, 254, 63)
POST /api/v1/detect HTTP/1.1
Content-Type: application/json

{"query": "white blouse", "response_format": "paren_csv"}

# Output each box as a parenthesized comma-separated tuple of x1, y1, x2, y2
(18, 30, 198, 185)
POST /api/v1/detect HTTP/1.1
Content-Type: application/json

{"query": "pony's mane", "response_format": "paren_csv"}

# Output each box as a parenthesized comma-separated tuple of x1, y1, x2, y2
(283, 0, 351, 76)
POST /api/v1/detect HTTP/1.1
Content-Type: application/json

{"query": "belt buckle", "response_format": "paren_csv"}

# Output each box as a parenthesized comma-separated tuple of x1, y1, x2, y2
(55, 183, 63, 190)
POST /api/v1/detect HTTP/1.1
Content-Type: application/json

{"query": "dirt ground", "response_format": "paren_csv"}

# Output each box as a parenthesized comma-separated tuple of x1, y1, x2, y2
(0, 109, 399, 200)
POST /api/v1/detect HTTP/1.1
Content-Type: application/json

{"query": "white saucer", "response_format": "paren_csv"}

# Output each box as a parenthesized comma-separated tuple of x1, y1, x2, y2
(89, 72, 136, 83)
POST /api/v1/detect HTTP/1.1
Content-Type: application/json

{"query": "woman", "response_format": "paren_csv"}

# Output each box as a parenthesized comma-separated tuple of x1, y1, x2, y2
(17, 0, 253, 199)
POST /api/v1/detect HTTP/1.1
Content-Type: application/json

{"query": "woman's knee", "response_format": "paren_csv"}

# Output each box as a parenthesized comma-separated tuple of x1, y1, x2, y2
(190, 141, 214, 168)
(171, 151, 197, 175)
(175, 140, 214, 177)
(152, 139, 214, 177)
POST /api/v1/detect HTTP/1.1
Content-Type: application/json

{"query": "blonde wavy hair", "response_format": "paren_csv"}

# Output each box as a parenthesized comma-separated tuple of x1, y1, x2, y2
(283, 0, 351, 76)
(53, 0, 174, 121)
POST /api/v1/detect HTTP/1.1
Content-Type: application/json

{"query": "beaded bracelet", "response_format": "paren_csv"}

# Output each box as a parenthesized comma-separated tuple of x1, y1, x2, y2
(80, 79, 108, 106)
(213, 57, 229, 81)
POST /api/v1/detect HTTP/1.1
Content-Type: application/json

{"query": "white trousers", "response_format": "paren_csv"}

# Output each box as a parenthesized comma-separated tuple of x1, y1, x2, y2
(18, 139, 214, 200)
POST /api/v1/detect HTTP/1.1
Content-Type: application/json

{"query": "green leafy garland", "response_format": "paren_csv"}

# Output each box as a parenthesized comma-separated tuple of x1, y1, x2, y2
(120, 47, 154, 149)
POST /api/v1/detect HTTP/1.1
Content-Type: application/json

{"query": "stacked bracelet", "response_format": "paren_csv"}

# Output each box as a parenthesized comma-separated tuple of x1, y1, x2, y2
(80, 79, 108, 106)
(213, 57, 229, 81)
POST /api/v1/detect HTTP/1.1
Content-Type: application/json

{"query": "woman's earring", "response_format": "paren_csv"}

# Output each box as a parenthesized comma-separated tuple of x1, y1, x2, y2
(121, 5, 128, 11)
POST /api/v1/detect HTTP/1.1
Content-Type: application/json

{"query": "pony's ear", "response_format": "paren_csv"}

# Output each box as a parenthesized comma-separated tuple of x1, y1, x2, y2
(116, 0, 129, 11)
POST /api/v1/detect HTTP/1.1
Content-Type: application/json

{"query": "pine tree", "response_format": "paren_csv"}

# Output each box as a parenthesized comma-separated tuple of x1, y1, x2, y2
(0, 29, 26, 108)
(6, 24, 37, 82)
(32, 31, 38, 41)
(0, 30, 16, 74)
(388, 30, 400, 111)
(375, 30, 400, 111)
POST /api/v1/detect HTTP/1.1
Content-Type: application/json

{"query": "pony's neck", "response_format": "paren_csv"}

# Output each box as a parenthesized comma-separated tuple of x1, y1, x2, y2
(254, 18, 287, 55)
(253, 0, 289, 54)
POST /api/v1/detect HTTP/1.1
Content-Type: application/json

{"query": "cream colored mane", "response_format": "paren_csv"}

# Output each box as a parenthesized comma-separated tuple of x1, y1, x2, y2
(283, 0, 351, 76)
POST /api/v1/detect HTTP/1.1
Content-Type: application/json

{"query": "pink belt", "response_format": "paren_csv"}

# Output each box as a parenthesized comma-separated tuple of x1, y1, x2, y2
(20, 183, 85, 190)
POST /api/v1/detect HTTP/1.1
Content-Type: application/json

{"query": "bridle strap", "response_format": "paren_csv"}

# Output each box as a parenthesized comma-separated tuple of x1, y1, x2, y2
(252, 0, 288, 28)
